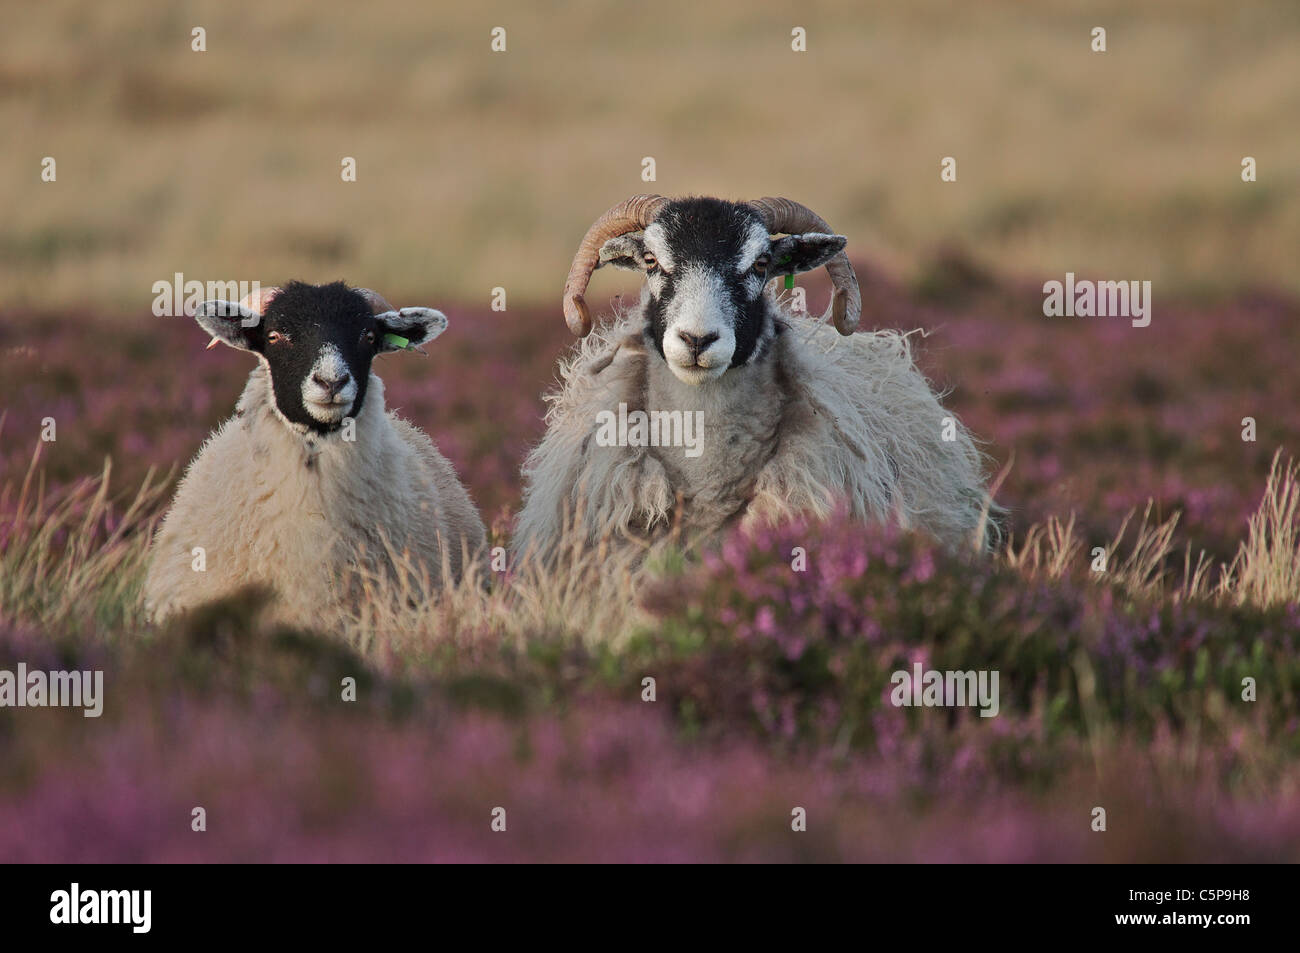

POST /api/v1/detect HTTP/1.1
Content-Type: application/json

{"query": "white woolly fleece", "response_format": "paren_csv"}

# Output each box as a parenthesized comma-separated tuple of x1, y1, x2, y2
(145, 367, 485, 628)
(513, 302, 996, 567)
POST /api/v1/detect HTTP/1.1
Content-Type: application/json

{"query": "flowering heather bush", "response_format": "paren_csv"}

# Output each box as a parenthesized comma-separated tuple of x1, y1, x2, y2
(635, 517, 1300, 781)
(905, 275, 1300, 558)
(2, 610, 1298, 863)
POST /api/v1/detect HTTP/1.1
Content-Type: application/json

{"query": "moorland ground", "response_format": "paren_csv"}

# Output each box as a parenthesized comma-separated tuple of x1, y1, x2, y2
(2, 268, 1298, 861)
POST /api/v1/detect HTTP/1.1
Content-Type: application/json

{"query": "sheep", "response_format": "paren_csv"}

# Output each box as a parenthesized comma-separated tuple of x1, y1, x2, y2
(145, 281, 486, 628)
(513, 195, 998, 568)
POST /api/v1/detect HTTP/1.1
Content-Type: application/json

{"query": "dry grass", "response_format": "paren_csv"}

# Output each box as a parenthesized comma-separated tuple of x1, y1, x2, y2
(0, 428, 169, 634)
(346, 532, 643, 664)
(4, 439, 1299, 653)
(1008, 450, 1300, 607)
(1221, 451, 1300, 608)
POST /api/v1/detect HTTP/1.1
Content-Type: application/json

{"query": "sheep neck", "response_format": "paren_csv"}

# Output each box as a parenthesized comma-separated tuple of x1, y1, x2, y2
(641, 337, 787, 514)
(236, 364, 393, 480)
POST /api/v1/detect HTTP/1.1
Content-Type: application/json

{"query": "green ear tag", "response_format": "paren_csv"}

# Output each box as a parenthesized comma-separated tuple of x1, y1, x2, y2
(778, 254, 795, 289)
(382, 333, 411, 350)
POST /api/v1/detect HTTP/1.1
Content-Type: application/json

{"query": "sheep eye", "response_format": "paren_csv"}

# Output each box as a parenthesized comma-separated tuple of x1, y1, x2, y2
(643, 254, 658, 273)
(266, 331, 288, 345)
(752, 256, 770, 276)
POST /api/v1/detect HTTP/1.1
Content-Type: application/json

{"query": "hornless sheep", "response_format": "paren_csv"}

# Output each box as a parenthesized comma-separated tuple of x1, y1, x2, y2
(513, 195, 998, 567)
(145, 281, 486, 627)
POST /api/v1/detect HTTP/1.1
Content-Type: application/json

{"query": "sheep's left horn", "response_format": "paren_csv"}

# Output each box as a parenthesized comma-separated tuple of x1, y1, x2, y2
(747, 197, 862, 335)
(563, 194, 668, 336)
(238, 285, 281, 316)
(354, 288, 397, 315)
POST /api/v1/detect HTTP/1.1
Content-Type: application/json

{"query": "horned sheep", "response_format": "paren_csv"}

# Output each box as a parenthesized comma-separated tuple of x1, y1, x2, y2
(144, 281, 486, 627)
(513, 195, 998, 567)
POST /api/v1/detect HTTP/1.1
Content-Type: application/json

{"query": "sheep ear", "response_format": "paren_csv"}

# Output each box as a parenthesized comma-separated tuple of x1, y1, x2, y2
(377, 307, 448, 352)
(596, 233, 646, 270)
(766, 233, 847, 278)
(194, 300, 262, 351)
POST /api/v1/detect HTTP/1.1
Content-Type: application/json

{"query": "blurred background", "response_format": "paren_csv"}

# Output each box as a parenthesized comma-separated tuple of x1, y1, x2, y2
(4, 0, 1300, 548)
(2, 0, 1298, 311)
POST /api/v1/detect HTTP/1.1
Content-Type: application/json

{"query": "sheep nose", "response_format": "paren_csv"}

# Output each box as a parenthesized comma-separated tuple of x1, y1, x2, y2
(313, 372, 351, 397)
(678, 331, 720, 359)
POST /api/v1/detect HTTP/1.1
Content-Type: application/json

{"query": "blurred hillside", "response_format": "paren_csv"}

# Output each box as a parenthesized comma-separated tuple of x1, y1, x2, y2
(2, 0, 1298, 313)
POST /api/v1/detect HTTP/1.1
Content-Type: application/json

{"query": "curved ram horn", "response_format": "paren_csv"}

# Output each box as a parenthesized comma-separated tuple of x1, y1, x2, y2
(747, 197, 862, 335)
(562, 194, 668, 336)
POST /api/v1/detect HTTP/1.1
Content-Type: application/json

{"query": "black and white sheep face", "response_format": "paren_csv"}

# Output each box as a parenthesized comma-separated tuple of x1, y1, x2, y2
(597, 198, 847, 386)
(193, 281, 447, 435)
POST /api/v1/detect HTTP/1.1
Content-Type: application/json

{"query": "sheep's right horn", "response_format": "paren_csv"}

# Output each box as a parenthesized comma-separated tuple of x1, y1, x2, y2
(354, 288, 397, 315)
(747, 197, 862, 335)
(562, 194, 668, 336)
